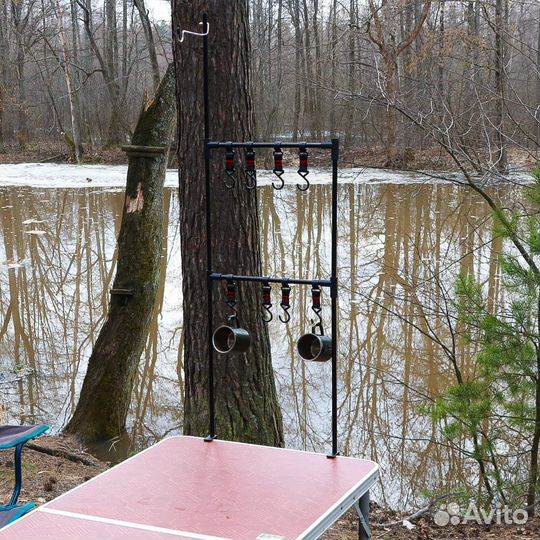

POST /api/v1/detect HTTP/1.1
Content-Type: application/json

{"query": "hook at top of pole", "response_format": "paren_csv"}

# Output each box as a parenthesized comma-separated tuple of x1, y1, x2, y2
(178, 21, 209, 43)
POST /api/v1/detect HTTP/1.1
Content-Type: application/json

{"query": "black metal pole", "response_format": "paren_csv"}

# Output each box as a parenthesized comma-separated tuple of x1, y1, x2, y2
(328, 138, 339, 458)
(207, 141, 334, 150)
(210, 273, 331, 288)
(202, 13, 215, 441)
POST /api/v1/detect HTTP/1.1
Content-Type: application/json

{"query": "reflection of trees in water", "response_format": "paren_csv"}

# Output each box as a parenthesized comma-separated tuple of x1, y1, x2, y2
(0, 188, 182, 448)
(260, 182, 512, 507)
(0, 182, 514, 507)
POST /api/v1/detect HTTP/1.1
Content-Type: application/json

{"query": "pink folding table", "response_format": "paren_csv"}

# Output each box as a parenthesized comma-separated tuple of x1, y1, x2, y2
(0, 436, 378, 540)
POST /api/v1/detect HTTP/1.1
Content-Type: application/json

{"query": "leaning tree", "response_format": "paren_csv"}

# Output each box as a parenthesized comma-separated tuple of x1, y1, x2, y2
(65, 64, 176, 444)
(172, 0, 284, 445)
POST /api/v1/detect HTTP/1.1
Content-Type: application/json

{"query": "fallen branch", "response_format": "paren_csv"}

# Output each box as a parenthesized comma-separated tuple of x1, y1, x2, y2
(26, 442, 100, 468)
(39, 153, 68, 163)
(375, 492, 462, 528)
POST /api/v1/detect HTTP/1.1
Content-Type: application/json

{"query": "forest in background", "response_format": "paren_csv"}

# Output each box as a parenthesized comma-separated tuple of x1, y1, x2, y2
(0, 0, 539, 170)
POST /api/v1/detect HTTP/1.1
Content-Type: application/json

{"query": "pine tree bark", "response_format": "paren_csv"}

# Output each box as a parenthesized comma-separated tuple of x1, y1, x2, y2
(172, 0, 284, 446)
(64, 64, 176, 444)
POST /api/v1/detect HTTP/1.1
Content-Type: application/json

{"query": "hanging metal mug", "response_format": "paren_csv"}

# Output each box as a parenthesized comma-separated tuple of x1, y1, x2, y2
(297, 332, 332, 362)
(212, 319, 251, 354)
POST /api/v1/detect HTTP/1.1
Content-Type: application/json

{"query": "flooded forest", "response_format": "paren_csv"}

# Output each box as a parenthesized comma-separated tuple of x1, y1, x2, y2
(0, 0, 539, 533)
(0, 176, 529, 508)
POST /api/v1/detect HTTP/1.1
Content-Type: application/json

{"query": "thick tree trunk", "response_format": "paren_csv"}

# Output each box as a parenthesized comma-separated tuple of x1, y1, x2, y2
(64, 64, 176, 444)
(172, 0, 283, 446)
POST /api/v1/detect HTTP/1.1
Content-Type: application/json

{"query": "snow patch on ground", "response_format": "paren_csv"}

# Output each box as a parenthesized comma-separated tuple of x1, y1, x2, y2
(0, 162, 532, 189)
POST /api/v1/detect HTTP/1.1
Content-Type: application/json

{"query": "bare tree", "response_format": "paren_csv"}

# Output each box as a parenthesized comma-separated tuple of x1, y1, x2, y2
(65, 64, 176, 443)
(366, 0, 431, 167)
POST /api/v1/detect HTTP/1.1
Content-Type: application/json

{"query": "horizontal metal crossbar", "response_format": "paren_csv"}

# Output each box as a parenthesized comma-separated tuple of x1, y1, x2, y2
(209, 272, 331, 287)
(207, 141, 335, 150)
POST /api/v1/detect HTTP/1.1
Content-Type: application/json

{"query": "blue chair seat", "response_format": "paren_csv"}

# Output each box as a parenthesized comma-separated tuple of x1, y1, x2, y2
(0, 504, 35, 529)
(0, 424, 48, 529)
(0, 425, 48, 450)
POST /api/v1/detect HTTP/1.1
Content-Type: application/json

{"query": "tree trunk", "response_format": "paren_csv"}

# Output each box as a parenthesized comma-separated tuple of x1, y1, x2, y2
(328, 0, 337, 139)
(527, 295, 540, 515)
(0, 0, 6, 151)
(77, 0, 126, 145)
(367, 0, 431, 167)
(173, 0, 283, 446)
(384, 53, 400, 167)
(493, 0, 508, 173)
(290, 0, 301, 141)
(536, 10, 540, 156)
(69, 0, 85, 159)
(343, 0, 356, 147)
(0, 69, 5, 151)
(56, 1, 83, 163)
(133, 0, 161, 91)
(64, 64, 176, 444)
(13, 1, 28, 148)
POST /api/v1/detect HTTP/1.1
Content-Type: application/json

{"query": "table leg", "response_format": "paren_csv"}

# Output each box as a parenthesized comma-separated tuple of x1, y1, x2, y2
(9, 443, 24, 506)
(355, 491, 371, 540)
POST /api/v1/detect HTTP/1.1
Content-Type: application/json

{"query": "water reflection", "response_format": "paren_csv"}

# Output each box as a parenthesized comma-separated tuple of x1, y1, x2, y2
(0, 181, 516, 508)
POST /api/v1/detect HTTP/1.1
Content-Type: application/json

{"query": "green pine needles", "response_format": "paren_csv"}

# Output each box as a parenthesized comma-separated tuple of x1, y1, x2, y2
(430, 170, 540, 510)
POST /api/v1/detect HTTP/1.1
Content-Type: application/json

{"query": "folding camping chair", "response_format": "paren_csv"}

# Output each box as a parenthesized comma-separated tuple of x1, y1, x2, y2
(0, 425, 48, 529)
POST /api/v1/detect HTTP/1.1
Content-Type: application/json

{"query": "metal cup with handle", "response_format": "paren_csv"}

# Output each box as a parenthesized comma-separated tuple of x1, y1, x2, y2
(212, 316, 251, 354)
(297, 331, 332, 362)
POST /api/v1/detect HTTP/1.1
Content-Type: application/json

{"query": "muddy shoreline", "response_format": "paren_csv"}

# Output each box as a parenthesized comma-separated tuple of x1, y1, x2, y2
(0, 143, 537, 174)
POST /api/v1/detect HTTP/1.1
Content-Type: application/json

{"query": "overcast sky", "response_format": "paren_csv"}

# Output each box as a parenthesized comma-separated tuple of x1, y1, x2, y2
(147, 0, 171, 22)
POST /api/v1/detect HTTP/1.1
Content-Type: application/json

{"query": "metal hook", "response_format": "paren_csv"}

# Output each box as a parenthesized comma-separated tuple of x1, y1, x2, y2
(310, 285, 323, 334)
(296, 172, 310, 191)
(245, 171, 257, 190)
(228, 307, 239, 326)
(311, 310, 324, 336)
(272, 171, 285, 190)
(225, 279, 238, 319)
(224, 145, 235, 189)
(261, 282, 273, 323)
(244, 146, 257, 190)
(278, 283, 291, 323)
(272, 146, 285, 190)
(279, 306, 291, 324)
(224, 171, 235, 189)
(297, 146, 310, 191)
(262, 305, 273, 323)
(179, 22, 210, 43)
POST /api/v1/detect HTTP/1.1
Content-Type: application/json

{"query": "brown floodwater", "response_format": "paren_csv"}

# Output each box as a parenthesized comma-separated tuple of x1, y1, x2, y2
(0, 179, 518, 508)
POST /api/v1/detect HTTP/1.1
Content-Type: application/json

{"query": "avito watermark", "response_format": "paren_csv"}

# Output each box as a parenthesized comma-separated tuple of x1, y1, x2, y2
(433, 502, 528, 527)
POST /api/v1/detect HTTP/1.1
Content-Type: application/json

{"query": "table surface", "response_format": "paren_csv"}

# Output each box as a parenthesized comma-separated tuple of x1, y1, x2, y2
(0, 436, 378, 540)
